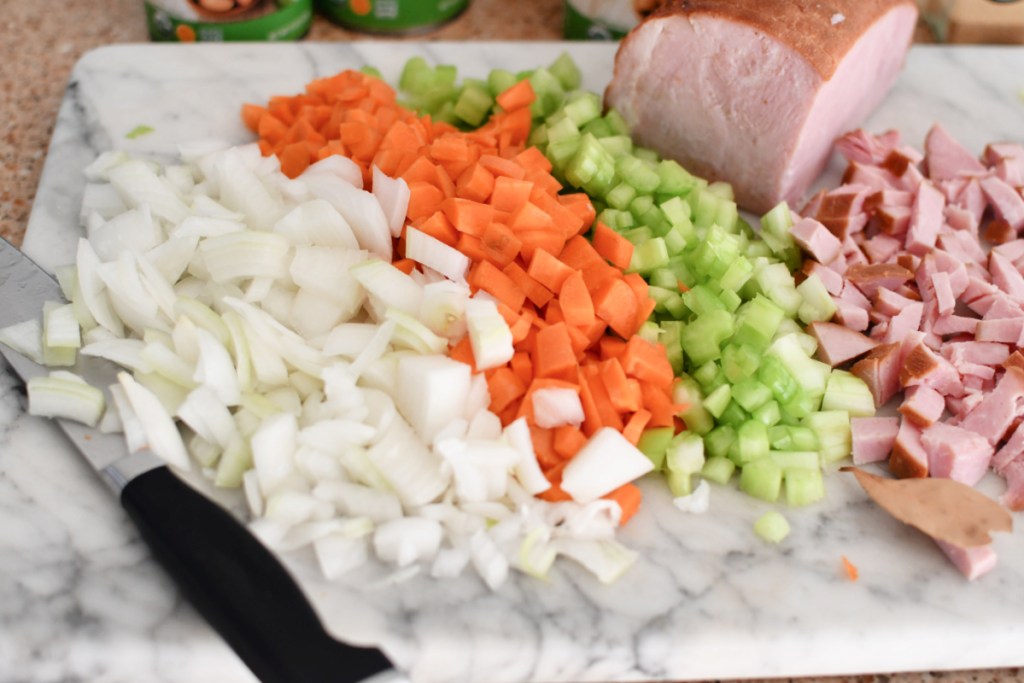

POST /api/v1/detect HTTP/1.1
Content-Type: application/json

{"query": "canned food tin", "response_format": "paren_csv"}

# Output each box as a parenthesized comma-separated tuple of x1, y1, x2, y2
(316, 0, 470, 35)
(145, 0, 313, 42)
(564, 0, 658, 40)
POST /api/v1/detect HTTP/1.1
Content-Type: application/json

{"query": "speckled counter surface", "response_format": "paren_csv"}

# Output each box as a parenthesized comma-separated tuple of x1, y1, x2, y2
(1, 4, 1021, 683)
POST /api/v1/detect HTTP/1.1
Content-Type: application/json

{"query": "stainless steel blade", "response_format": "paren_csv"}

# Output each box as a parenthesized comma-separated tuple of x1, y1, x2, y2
(0, 237, 137, 476)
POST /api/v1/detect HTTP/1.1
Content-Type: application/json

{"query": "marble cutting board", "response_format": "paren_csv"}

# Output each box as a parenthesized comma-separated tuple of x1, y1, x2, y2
(14, 42, 1024, 683)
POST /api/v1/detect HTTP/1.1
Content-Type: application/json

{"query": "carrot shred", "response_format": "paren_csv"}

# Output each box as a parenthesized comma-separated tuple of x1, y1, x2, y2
(841, 555, 860, 581)
(622, 410, 652, 447)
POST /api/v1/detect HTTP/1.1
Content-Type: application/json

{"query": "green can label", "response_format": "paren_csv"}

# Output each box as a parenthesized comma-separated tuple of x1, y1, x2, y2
(316, 0, 469, 34)
(564, 0, 644, 40)
(145, 0, 313, 42)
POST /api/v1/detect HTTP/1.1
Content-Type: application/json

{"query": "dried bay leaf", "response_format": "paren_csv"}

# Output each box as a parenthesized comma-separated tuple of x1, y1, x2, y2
(841, 467, 1013, 548)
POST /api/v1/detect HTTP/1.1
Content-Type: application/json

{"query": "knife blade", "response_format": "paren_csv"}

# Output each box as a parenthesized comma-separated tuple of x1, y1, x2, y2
(0, 236, 399, 683)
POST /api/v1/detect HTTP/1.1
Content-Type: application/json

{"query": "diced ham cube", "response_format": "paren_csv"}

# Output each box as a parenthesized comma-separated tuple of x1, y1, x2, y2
(955, 178, 988, 226)
(874, 286, 917, 317)
(988, 251, 1024, 304)
(851, 416, 900, 465)
(924, 123, 987, 181)
(937, 229, 986, 266)
(983, 142, 1024, 170)
(882, 301, 923, 344)
(808, 321, 878, 367)
(906, 180, 945, 256)
(943, 204, 978, 235)
(921, 422, 993, 486)
(851, 342, 902, 407)
(817, 185, 873, 239)
(843, 161, 901, 191)
(833, 298, 870, 332)
(843, 236, 869, 266)
(935, 540, 998, 581)
(994, 158, 1023, 187)
(875, 204, 912, 236)
(801, 260, 844, 295)
(992, 419, 1024, 473)
(889, 418, 929, 478)
(865, 189, 914, 211)
(981, 294, 1024, 321)
(1000, 459, 1024, 511)
(791, 217, 844, 264)
(991, 238, 1024, 264)
(946, 341, 1010, 367)
(836, 129, 902, 166)
(975, 318, 1024, 343)
(958, 362, 995, 381)
(846, 263, 914, 298)
(898, 384, 945, 427)
(931, 270, 956, 316)
(839, 280, 872, 310)
(1005, 350, 1024, 371)
(862, 233, 902, 264)
(932, 315, 979, 336)
(981, 176, 1024, 233)
(958, 366, 1024, 445)
(899, 341, 964, 396)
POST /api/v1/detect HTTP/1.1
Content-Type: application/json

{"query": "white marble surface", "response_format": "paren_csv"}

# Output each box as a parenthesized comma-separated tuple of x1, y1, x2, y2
(6, 42, 1024, 683)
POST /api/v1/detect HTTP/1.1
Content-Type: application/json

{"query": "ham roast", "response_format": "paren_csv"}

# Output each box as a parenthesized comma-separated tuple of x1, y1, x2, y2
(604, 0, 919, 213)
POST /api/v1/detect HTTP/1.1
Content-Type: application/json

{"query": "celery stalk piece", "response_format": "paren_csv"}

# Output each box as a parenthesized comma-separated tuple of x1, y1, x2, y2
(739, 458, 782, 502)
(803, 410, 852, 464)
(796, 274, 837, 324)
(704, 425, 736, 460)
(700, 456, 735, 485)
(733, 379, 773, 413)
(752, 400, 781, 427)
(784, 468, 825, 507)
(822, 370, 876, 417)
(637, 427, 675, 470)
(548, 52, 582, 90)
(702, 384, 732, 419)
(754, 511, 791, 543)
(768, 450, 819, 470)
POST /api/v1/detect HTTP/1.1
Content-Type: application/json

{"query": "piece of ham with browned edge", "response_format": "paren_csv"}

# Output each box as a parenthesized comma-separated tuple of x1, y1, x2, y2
(604, 0, 918, 213)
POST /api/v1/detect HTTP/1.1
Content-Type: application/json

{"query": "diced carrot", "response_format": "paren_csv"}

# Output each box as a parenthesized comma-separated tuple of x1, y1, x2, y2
(518, 229, 566, 263)
(241, 103, 267, 132)
(449, 335, 477, 372)
(401, 156, 444, 186)
(641, 382, 677, 428)
(592, 222, 634, 270)
(527, 248, 575, 293)
(603, 483, 642, 525)
(456, 233, 491, 264)
(407, 182, 446, 222)
(510, 351, 533, 387)
(509, 307, 535, 344)
(841, 555, 860, 581)
(431, 135, 472, 163)
(414, 211, 459, 247)
(566, 324, 591, 358)
(559, 271, 596, 328)
(622, 410, 652, 447)
(559, 193, 597, 234)
(455, 162, 495, 203)
(487, 367, 527, 414)
(599, 336, 628, 360)
(496, 80, 536, 112)
(479, 154, 526, 180)
(257, 114, 289, 145)
(279, 142, 312, 178)
(600, 358, 642, 413)
(593, 277, 640, 339)
(581, 318, 608, 347)
(514, 146, 553, 174)
(508, 201, 555, 234)
(533, 322, 578, 382)
(524, 168, 563, 197)
(623, 272, 655, 331)
(576, 367, 604, 436)
(491, 177, 535, 213)
(581, 366, 624, 432)
(553, 425, 588, 459)
(392, 258, 416, 275)
(480, 222, 521, 268)
(529, 425, 561, 470)
(502, 262, 553, 308)
(580, 262, 620, 294)
(442, 198, 494, 237)
(537, 470, 573, 502)
(558, 234, 605, 270)
(620, 335, 675, 389)
(468, 261, 526, 311)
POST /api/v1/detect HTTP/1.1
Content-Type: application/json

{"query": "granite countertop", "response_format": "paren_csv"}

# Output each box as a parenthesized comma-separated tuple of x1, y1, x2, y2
(0, 3, 1020, 683)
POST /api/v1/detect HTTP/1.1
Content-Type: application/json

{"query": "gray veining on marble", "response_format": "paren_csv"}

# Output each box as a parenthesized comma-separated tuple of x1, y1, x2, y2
(7, 42, 1024, 683)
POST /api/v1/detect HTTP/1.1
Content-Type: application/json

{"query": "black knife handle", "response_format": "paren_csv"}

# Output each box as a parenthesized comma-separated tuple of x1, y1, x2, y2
(120, 466, 393, 683)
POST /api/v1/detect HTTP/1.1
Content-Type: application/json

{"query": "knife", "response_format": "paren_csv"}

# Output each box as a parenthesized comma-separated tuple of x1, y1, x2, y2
(0, 236, 402, 683)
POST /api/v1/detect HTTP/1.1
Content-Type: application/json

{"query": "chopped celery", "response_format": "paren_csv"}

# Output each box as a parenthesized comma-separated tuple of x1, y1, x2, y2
(752, 400, 781, 427)
(803, 410, 852, 464)
(739, 459, 782, 502)
(702, 384, 732, 418)
(732, 379, 772, 412)
(754, 511, 790, 543)
(784, 468, 825, 507)
(768, 450, 819, 470)
(638, 427, 675, 470)
(822, 370, 876, 417)
(548, 52, 582, 90)
(735, 420, 769, 465)
(704, 425, 736, 460)
(701, 456, 735, 484)
(630, 237, 671, 274)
